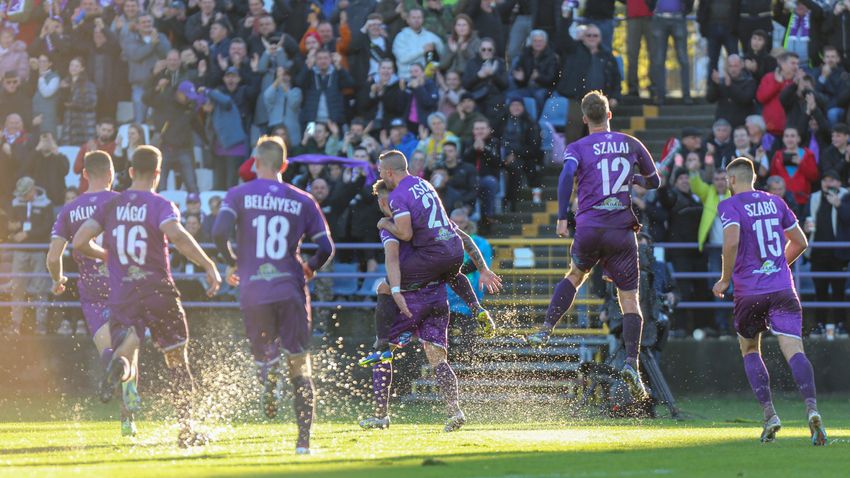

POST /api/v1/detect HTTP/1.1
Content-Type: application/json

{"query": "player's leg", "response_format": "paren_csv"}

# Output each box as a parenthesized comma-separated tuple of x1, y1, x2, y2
(419, 297, 464, 432)
(777, 336, 827, 445)
(358, 281, 399, 367)
(423, 342, 465, 432)
(447, 271, 496, 339)
(527, 264, 589, 345)
(83, 302, 113, 371)
(286, 353, 315, 454)
(738, 333, 781, 442)
(163, 344, 208, 448)
(615, 288, 649, 401)
(244, 304, 283, 418)
(361, 359, 393, 429)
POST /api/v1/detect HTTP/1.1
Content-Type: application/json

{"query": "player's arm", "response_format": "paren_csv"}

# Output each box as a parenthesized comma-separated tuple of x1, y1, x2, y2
(211, 208, 240, 286)
(162, 220, 221, 297)
(632, 138, 661, 190)
(713, 224, 740, 298)
(557, 154, 578, 237)
(46, 236, 69, 295)
(456, 228, 502, 294)
(784, 223, 808, 266)
(384, 238, 411, 318)
(72, 219, 107, 262)
(379, 213, 413, 241)
(305, 232, 334, 275)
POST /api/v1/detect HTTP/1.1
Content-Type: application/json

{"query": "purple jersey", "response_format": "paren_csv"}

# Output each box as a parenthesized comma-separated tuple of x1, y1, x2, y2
(388, 175, 462, 253)
(220, 178, 330, 306)
(717, 190, 799, 296)
(379, 229, 412, 263)
(91, 190, 181, 304)
(51, 190, 118, 303)
(565, 131, 657, 229)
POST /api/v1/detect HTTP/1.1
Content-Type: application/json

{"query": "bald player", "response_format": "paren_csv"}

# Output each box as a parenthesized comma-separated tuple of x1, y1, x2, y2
(714, 158, 827, 445)
(526, 90, 660, 402)
(47, 151, 130, 434)
(212, 136, 335, 455)
(74, 146, 221, 448)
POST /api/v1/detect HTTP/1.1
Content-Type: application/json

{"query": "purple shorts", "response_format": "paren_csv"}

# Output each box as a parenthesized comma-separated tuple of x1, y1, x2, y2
(734, 289, 802, 339)
(571, 226, 639, 291)
(109, 287, 188, 352)
(388, 285, 450, 349)
(398, 247, 464, 290)
(243, 294, 311, 364)
(81, 300, 109, 334)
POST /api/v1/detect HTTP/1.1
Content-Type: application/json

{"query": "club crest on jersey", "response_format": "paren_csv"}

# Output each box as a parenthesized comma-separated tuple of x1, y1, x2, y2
(250, 263, 289, 281)
(593, 197, 626, 211)
(123, 265, 150, 282)
(752, 260, 780, 276)
(435, 227, 455, 242)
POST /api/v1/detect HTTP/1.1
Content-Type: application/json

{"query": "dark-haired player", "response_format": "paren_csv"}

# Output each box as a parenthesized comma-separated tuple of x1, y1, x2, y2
(713, 158, 827, 445)
(74, 146, 221, 448)
(526, 90, 660, 402)
(212, 136, 334, 455)
(47, 151, 131, 434)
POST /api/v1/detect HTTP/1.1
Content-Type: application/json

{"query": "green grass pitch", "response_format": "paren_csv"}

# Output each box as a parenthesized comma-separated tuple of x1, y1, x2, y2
(1, 397, 848, 478)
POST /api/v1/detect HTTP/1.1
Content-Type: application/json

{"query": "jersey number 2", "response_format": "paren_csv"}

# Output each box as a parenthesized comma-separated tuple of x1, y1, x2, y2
(253, 215, 290, 259)
(597, 157, 630, 196)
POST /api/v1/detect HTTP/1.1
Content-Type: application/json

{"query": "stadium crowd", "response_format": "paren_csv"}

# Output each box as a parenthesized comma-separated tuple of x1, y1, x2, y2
(1, 0, 850, 339)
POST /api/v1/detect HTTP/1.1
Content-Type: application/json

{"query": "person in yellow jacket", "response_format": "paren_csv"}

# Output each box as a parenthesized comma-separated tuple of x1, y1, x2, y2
(687, 154, 732, 335)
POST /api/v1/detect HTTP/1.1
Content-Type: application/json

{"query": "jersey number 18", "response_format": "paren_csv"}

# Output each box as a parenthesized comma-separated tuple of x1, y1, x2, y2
(253, 215, 290, 259)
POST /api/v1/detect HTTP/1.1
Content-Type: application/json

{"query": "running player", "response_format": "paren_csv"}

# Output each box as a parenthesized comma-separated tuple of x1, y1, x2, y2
(526, 91, 660, 401)
(46, 151, 131, 434)
(713, 158, 827, 445)
(73, 146, 221, 448)
(212, 136, 334, 455)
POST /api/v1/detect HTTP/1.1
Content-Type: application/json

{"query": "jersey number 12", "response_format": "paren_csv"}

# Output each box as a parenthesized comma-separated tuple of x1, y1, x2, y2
(597, 156, 630, 196)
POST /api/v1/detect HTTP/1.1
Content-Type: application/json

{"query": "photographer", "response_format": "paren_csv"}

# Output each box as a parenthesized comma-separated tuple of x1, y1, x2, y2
(781, 73, 828, 146)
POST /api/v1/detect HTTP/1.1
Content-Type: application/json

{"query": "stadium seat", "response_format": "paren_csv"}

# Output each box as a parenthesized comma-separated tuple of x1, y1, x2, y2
(117, 124, 151, 148)
(160, 189, 188, 211)
(200, 190, 226, 215)
(355, 264, 387, 297)
(522, 97, 537, 121)
(513, 248, 535, 268)
(331, 262, 361, 297)
(57, 146, 80, 188)
(540, 97, 568, 129)
(196, 168, 214, 192)
(115, 101, 134, 124)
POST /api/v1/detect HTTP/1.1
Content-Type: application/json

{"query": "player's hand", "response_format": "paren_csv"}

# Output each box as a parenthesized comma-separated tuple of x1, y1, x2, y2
(479, 268, 503, 294)
(392, 292, 412, 318)
(377, 217, 392, 231)
(205, 266, 222, 297)
(556, 219, 570, 238)
(712, 279, 730, 298)
(51, 276, 68, 296)
(302, 262, 316, 281)
(226, 265, 239, 286)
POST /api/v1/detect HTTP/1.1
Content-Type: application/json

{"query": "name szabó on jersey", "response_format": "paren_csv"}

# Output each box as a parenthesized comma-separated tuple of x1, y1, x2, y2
(744, 201, 778, 217)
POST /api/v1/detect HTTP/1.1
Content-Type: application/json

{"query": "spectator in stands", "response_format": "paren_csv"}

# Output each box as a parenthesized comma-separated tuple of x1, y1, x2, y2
(89, 17, 123, 120)
(555, 19, 621, 142)
(184, 193, 205, 223)
(292, 163, 327, 191)
(154, 1, 189, 49)
(707, 119, 735, 168)
(623, 0, 654, 97)
(463, 118, 501, 231)
(201, 194, 222, 239)
(404, 63, 439, 130)
(298, 48, 354, 127)
(206, 66, 253, 189)
(783, 74, 829, 148)
(8, 177, 52, 335)
(806, 170, 849, 338)
(742, 29, 776, 85)
(581, 0, 616, 51)
(770, 126, 819, 206)
(434, 141, 478, 213)
(197, 20, 233, 75)
(22, 133, 67, 206)
(818, 123, 850, 182)
(392, 7, 444, 80)
(756, 51, 799, 140)
(381, 117, 418, 159)
(498, 97, 542, 208)
(631, 183, 668, 243)
(462, 37, 508, 119)
(349, 13, 392, 96)
(0, 28, 29, 82)
(441, 14, 481, 77)
(650, 0, 694, 105)
(658, 168, 703, 333)
(437, 70, 464, 118)
(340, 117, 371, 157)
(774, 0, 825, 68)
(707, 54, 756, 128)
(697, 0, 739, 73)
(112, 0, 142, 39)
(745, 114, 775, 154)
(32, 54, 64, 131)
(817, 46, 849, 126)
(29, 17, 73, 74)
(149, 80, 203, 192)
(766, 175, 801, 215)
(447, 92, 485, 144)
(738, 2, 773, 52)
(123, 13, 171, 123)
(465, 0, 510, 57)
(824, 0, 850, 67)
(59, 57, 97, 147)
(184, 0, 222, 44)
(0, 114, 29, 203)
(733, 125, 770, 183)
(300, 17, 352, 69)
(0, 71, 31, 129)
(408, 0, 453, 38)
(263, 67, 303, 145)
(73, 119, 116, 192)
(417, 112, 459, 166)
(299, 121, 342, 156)
(362, 59, 406, 131)
(511, 29, 557, 116)
(112, 123, 144, 190)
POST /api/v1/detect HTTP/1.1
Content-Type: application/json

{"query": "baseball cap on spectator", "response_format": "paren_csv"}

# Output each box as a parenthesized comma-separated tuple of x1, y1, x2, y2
(213, 19, 231, 32)
(460, 92, 475, 102)
(3, 70, 18, 81)
(681, 127, 702, 139)
(822, 170, 841, 182)
(389, 118, 406, 129)
(14, 177, 35, 198)
(506, 95, 523, 105)
(224, 66, 240, 77)
(187, 192, 201, 203)
(268, 34, 282, 44)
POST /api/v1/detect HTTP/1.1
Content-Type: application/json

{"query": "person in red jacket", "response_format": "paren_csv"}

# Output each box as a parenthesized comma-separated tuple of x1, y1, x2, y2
(756, 51, 799, 138)
(769, 126, 819, 206)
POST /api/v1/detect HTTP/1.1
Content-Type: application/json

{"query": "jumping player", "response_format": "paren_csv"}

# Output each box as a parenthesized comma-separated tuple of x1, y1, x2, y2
(713, 158, 827, 445)
(73, 146, 221, 448)
(212, 136, 334, 455)
(526, 91, 660, 401)
(46, 151, 130, 434)
(359, 180, 493, 431)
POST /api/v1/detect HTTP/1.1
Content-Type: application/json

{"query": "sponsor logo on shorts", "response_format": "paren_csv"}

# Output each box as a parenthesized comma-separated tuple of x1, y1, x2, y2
(435, 227, 455, 242)
(123, 265, 150, 282)
(593, 197, 627, 211)
(752, 260, 780, 276)
(250, 263, 290, 281)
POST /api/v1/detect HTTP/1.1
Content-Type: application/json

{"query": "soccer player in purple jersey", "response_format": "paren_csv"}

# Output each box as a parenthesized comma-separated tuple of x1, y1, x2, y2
(212, 136, 334, 455)
(713, 158, 827, 445)
(526, 91, 661, 402)
(46, 151, 132, 434)
(73, 146, 222, 448)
